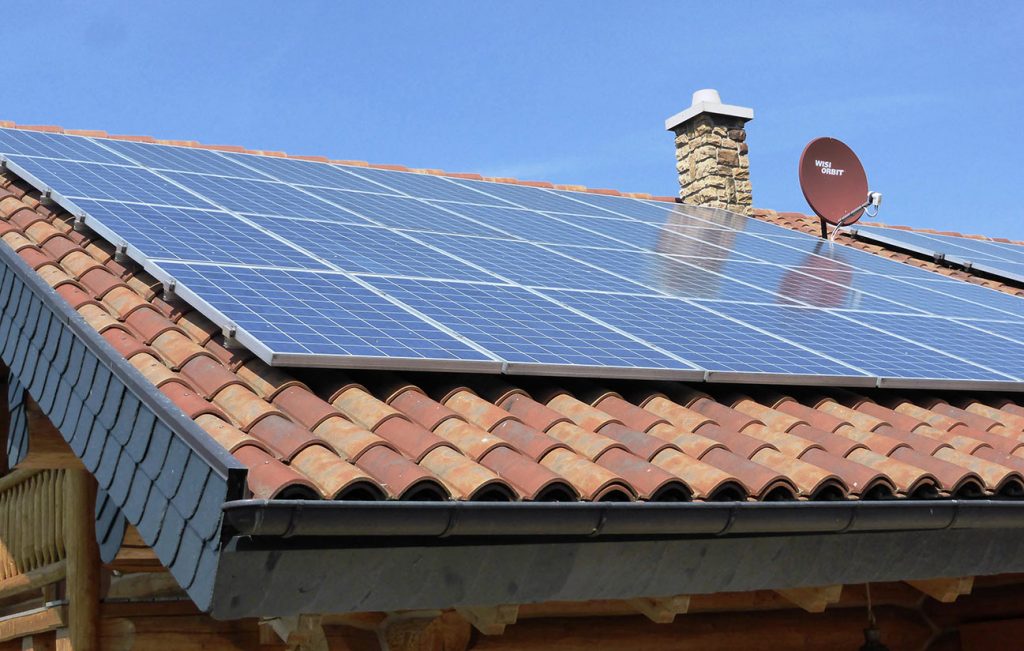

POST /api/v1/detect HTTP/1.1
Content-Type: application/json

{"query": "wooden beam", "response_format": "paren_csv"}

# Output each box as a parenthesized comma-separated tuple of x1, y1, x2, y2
(456, 605, 519, 635)
(775, 585, 843, 613)
(0, 606, 66, 643)
(21, 634, 55, 651)
(17, 401, 82, 471)
(0, 562, 65, 602)
(261, 615, 327, 651)
(63, 470, 99, 651)
(104, 572, 183, 601)
(907, 576, 974, 603)
(377, 612, 470, 651)
(628, 596, 691, 623)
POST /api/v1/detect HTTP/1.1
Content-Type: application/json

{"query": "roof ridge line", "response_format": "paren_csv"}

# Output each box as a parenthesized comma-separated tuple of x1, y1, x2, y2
(0, 119, 680, 203)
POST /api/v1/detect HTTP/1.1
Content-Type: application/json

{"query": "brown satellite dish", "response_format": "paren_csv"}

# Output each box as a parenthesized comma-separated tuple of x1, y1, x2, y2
(799, 138, 870, 235)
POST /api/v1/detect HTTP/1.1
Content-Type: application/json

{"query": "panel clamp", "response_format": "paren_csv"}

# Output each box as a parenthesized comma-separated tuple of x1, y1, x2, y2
(114, 242, 129, 263)
(163, 279, 177, 301)
(73, 213, 88, 232)
(222, 324, 242, 349)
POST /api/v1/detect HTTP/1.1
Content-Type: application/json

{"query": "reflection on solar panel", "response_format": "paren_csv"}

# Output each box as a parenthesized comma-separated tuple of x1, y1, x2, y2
(854, 225, 1024, 284)
(2, 126, 1023, 389)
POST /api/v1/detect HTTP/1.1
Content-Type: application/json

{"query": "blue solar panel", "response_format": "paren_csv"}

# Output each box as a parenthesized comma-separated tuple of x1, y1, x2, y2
(341, 166, 519, 206)
(0, 128, 126, 164)
(449, 179, 625, 216)
(6, 156, 213, 207)
(244, 217, 498, 281)
(155, 262, 494, 363)
(705, 302, 1012, 381)
(223, 154, 393, 193)
(72, 199, 328, 269)
(301, 188, 503, 236)
(854, 314, 1024, 381)
(438, 205, 634, 248)
(160, 172, 367, 222)
(413, 233, 650, 292)
(855, 226, 1024, 286)
(550, 246, 798, 304)
(543, 290, 865, 377)
(6, 129, 1023, 387)
(98, 139, 267, 178)
(908, 277, 1024, 321)
(689, 260, 924, 312)
(366, 277, 692, 371)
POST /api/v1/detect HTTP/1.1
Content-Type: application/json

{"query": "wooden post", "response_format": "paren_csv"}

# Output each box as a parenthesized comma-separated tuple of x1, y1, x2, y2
(61, 471, 99, 651)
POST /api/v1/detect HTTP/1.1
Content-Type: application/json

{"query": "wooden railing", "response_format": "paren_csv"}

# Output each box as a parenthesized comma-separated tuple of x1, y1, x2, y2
(0, 469, 67, 598)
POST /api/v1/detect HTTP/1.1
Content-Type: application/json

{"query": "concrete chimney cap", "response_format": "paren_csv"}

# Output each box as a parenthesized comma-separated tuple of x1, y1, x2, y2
(664, 89, 754, 131)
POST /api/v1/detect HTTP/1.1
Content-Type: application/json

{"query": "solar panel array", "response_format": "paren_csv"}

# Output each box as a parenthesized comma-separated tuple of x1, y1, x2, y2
(854, 225, 1024, 285)
(2, 126, 1023, 390)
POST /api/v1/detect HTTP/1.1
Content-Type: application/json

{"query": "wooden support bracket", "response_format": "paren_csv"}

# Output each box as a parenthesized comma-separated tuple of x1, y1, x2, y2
(260, 615, 327, 651)
(376, 611, 470, 651)
(776, 585, 843, 613)
(906, 576, 974, 603)
(455, 605, 519, 635)
(627, 596, 691, 623)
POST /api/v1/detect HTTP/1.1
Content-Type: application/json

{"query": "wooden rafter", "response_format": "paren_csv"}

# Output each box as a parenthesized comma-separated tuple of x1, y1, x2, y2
(775, 585, 843, 613)
(907, 576, 974, 603)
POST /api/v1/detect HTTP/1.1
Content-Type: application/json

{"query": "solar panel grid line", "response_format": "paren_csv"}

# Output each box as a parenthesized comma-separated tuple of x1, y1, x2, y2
(542, 290, 875, 384)
(674, 300, 876, 379)
(145, 262, 502, 370)
(79, 141, 366, 272)
(76, 142, 512, 363)
(338, 165, 524, 207)
(218, 151, 406, 196)
(697, 301, 1013, 385)
(361, 276, 704, 379)
(0, 127, 129, 164)
(303, 188, 514, 237)
(442, 176, 637, 218)
(843, 313, 1024, 382)
(1, 156, 217, 209)
(820, 309, 1022, 384)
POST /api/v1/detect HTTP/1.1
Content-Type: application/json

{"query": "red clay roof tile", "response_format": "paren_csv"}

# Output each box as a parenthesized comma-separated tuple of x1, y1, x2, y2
(2, 137, 1024, 507)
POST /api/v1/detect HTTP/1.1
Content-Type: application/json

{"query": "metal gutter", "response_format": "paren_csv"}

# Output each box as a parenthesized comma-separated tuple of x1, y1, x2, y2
(222, 498, 1024, 540)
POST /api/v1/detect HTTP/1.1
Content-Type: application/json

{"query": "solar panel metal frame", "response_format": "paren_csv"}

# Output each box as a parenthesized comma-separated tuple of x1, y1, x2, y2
(2, 132, 1024, 392)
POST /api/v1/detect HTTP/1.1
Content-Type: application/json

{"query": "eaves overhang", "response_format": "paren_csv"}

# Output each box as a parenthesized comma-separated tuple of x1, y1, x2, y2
(212, 499, 1024, 618)
(0, 237, 247, 611)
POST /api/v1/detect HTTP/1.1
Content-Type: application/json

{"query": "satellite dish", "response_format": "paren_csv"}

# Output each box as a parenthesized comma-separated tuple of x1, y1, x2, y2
(799, 137, 881, 239)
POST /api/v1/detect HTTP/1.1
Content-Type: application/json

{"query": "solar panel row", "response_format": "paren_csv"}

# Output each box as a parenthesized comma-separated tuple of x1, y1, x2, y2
(854, 225, 1024, 285)
(2, 127, 1023, 389)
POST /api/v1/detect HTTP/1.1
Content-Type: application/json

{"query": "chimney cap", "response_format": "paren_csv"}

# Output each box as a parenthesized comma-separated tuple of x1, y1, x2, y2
(665, 89, 754, 131)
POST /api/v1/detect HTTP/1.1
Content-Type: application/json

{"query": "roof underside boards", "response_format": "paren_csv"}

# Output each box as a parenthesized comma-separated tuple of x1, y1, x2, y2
(3, 128, 1024, 391)
(5, 170, 1024, 511)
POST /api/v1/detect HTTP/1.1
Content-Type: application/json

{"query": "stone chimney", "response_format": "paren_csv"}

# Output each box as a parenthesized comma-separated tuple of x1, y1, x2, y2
(665, 89, 754, 215)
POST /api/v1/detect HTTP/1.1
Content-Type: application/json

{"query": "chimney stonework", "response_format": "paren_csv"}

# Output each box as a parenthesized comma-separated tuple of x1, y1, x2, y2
(666, 90, 754, 215)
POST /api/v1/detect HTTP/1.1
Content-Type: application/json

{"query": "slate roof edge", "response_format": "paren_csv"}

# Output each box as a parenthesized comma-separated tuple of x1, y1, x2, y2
(0, 235, 247, 610)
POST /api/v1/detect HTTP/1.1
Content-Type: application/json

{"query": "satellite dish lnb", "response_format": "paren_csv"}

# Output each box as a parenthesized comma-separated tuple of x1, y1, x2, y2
(799, 137, 881, 240)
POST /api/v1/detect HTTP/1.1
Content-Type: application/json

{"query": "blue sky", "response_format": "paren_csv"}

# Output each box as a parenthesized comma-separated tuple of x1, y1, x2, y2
(6, 2, 1023, 238)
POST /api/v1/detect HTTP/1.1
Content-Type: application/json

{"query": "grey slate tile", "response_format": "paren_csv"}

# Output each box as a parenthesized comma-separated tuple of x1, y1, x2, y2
(125, 408, 156, 463)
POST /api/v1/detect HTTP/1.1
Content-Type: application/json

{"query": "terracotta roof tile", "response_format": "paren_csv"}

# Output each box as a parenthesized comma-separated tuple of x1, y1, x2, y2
(2, 143, 1024, 505)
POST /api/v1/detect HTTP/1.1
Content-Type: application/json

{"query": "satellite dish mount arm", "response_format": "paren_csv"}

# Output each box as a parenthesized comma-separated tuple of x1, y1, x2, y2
(825, 191, 883, 242)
